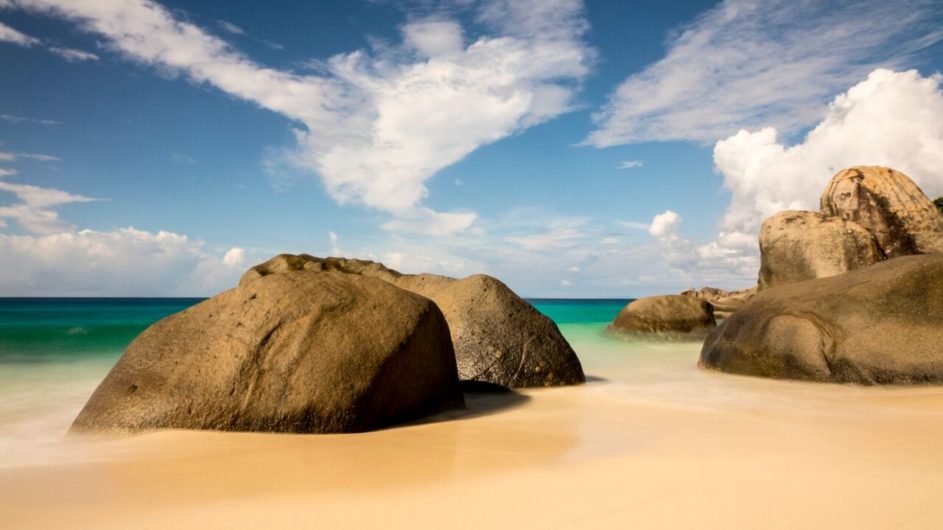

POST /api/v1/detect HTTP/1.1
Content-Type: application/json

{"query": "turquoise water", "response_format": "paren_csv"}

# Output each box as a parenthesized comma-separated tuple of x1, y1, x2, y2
(0, 298, 204, 364)
(0, 297, 632, 466)
(0, 297, 629, 364)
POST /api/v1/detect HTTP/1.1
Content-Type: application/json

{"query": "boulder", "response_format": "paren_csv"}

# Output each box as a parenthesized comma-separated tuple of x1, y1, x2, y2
(700, 254, 943, 384)
(241, 255, 585, 388)
(680, 286, 757, 318)
(72, 271, 463, 433)
(820, 166, 943, 257)
(758, 210, 883, 289)
(609, 295, 716, 339)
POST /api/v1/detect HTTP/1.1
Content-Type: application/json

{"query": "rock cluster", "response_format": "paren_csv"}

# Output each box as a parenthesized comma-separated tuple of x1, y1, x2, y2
(243, 255, 585, 388)
(74, 255, 584, 433)
(700, 255, 943, 384)
(702, 166, 943, 384)
(760, 166, 943, 289)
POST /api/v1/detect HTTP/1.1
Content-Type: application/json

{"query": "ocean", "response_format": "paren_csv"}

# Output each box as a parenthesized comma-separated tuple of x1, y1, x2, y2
(0, 297, 631, 466)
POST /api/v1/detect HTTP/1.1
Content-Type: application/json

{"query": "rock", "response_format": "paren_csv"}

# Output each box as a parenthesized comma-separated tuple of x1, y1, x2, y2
(241, 255, 585, 388)
(609, 295, 716, 339)
(680, 286, 757, 319)
(820, 166, 943, 257)
(700, 254, 943, 384)
(72, 271, 463, 433)
(758, 210, 883, 289)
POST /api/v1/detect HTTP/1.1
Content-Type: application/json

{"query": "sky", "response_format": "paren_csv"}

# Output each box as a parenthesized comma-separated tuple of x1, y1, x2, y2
(1, 0, 942, 297)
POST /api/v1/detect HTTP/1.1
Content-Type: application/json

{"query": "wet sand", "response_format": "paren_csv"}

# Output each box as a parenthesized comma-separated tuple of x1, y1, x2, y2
(3, 334, 943, 529)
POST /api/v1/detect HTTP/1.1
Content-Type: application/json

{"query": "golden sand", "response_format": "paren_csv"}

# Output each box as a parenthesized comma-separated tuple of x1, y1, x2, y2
(3, 341, 943, 529)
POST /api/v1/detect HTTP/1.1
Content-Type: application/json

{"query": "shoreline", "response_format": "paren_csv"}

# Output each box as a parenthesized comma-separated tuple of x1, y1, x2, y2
(3, 338, 943, 528)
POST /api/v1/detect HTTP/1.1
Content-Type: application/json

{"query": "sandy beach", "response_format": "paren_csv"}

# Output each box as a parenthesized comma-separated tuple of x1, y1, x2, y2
(4, 331, 943, 529)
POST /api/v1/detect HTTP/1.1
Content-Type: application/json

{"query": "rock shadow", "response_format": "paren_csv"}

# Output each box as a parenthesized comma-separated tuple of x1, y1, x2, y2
(405, 380, 531, 427)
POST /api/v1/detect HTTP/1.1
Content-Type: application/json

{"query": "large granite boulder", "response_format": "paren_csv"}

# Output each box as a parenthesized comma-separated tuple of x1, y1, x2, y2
(821, 166, 943, 257)
(680, 286, 757, 319)
(72, 271, 463, 433)
(758, 210, 883, 289)
(700, 254, 943, 384)
(241, 255, 585, 388)
(609, 295, 716, 339)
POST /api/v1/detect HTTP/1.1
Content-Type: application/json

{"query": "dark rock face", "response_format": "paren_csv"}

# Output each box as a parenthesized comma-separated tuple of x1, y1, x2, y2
(820, 166, 943, 258)
(700, 254, 943, 384)
(609, 295, 716, 339)
(72, 271, 463, 433)
(242, 255, 585, 388)
(758, 211, 883, 289)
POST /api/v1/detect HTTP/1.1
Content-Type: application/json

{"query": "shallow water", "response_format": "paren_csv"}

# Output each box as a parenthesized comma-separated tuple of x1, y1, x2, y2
(2, 297, 942, 469)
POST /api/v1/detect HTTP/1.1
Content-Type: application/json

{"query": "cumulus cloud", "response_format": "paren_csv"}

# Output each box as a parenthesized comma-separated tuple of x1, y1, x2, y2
(585, 0, 943, 146)
(5, 0, 594, 234)
(0, 228, 250, 296)
(0, 175, 251, 295)
(648, 210, 681, 239)
(0, 180, 101, 233)
(713, 68, 943, 251)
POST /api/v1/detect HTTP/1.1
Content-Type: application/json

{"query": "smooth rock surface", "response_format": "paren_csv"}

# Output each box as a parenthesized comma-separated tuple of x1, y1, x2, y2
(609, 295, 716, 339)
(680, 286, 757, 319)
(700, 254, 943, 384)
(821, 166, 943, 257)
(758, 210, 883, 289)
(242, 255, 585, 388)
(73, 271, 463, 433)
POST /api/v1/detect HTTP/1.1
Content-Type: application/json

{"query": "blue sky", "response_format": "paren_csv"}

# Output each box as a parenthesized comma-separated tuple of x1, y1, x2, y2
(1, 0, 942, 297)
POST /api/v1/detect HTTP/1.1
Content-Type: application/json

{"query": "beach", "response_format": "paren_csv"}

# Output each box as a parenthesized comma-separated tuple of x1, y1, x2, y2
(2, 299, 943, 528)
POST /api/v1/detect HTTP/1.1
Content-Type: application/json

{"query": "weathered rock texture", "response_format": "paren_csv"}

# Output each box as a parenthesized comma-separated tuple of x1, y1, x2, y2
(758, 211, 883, 289)
(700, 254, 943, 384)
(73, 271, 463, 433)
(609, 295, 716, 339)
(821, 166, 943, 257)
(242, 255, 585, 388)
(680, 286, 757, 319)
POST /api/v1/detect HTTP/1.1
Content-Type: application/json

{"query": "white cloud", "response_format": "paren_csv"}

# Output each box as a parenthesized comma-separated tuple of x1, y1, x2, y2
(381, 207, 477, 236)
(48, 46, 99, 61)
(0, 151, 60, 162)
(0, 20, 39, 46)
(504, 217, 588, 251)
(0, 168, 16, 177)
(0, 180, 101, 233)
(0, 20, 98, 60)
(567, 265, 581, 273)
(712, 68, 943, 254)
(217, 20, 244, 35)
(0, 113, 60, 125)
(617, 160, 643, 170)
(0, 228, 250, 296)
(221, 247, 246, 267)
(648, 210, 681, 239)
(402, 19, 464, 59)
(7, 0, 594, 235)
(585, 0, 943, 146)
(560, 279, 571, 287)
